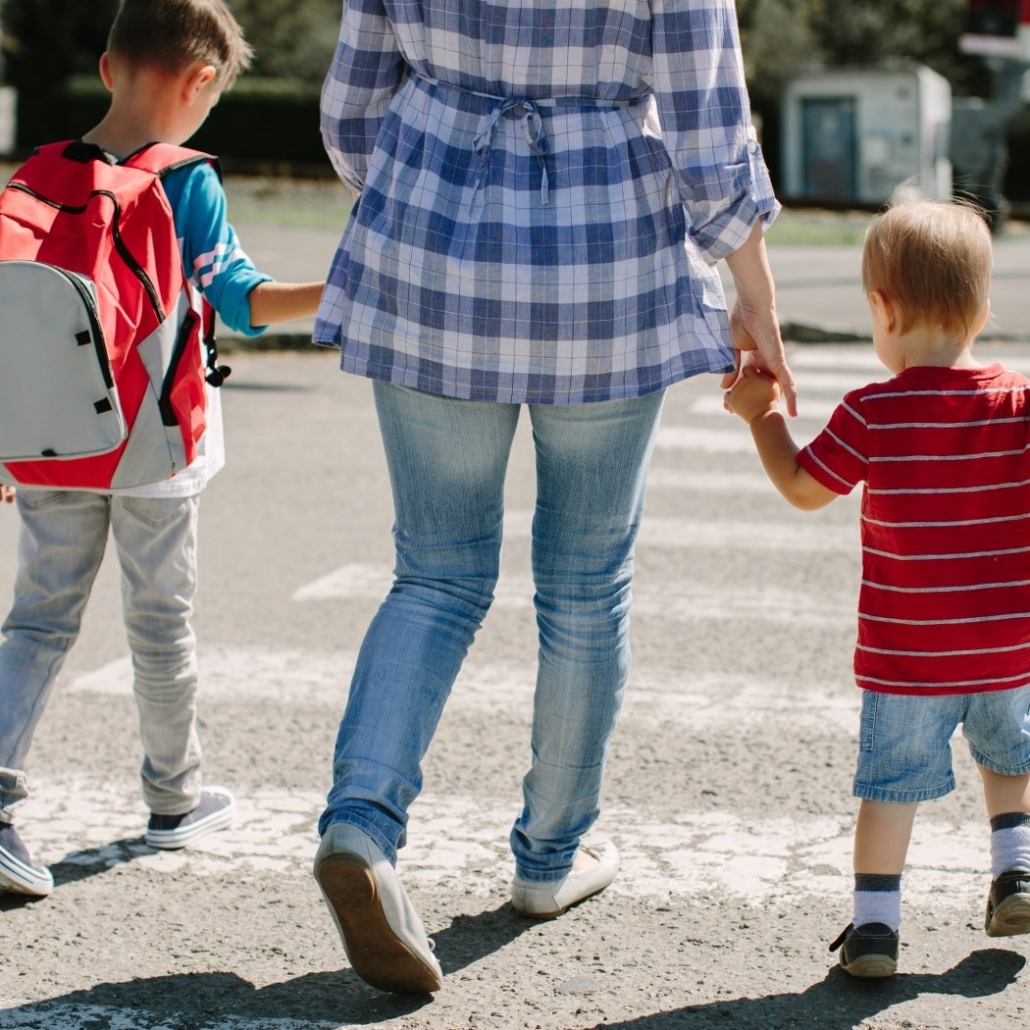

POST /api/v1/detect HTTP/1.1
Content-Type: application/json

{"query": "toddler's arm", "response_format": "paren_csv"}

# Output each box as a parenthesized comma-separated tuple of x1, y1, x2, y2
(248, 281, 325, 328)
(724, 366, 837, 511)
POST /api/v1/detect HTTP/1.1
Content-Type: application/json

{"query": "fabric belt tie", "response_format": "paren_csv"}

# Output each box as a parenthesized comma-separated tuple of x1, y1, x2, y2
(411, 73, 649, 210)
(472, 97, 550, 206)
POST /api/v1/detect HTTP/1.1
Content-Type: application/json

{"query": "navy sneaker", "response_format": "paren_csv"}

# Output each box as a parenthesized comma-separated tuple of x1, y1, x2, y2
(985, 869, 1030, 937)
(829, 922, 899, 978)
(0, 822, 54, 896)
(145, 787, 235, 850)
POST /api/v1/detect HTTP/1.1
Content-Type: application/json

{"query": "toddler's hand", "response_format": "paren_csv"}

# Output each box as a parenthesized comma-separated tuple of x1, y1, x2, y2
(1, 485, 15, 504)
(723, 364, 781, 423)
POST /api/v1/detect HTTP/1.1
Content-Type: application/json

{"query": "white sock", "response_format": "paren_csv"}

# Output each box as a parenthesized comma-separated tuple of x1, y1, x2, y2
(990, 813, 1030, 877)
(853, 873, 902, 932)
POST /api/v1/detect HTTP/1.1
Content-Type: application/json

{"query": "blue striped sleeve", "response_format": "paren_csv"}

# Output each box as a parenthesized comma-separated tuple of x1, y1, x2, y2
(162, 161, 272, 336)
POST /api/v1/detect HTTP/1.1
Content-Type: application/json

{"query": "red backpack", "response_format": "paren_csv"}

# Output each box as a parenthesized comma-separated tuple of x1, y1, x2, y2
(0, 139, 229, 491)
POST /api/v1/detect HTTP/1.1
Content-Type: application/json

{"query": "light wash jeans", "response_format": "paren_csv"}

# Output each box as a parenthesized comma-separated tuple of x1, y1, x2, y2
(319, 382, 665, 882)
(0, 489, 203, 822)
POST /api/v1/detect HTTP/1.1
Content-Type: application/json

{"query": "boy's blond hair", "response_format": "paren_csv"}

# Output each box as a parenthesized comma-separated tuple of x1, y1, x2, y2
(862, 196, 992, 338)
(107, 0, 253, 88)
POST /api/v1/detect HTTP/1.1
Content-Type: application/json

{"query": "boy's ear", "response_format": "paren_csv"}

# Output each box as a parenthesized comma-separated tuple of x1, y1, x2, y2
(184, 63, 218, 103)
(868, 290, 896, 333)
(98, 52, 114, 92)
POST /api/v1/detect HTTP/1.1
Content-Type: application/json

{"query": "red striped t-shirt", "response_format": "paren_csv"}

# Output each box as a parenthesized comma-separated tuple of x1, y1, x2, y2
(798, 363, 1030, 695)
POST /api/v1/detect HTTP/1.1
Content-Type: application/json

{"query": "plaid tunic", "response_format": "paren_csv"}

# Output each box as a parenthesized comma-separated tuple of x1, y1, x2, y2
(314, 0, 779, 405)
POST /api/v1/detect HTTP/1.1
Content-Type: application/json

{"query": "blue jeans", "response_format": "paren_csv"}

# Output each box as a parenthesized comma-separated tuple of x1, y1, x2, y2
(319, 382, 665, 882)
(0, 489, 203, 821)
(854, 686, 1030, 803)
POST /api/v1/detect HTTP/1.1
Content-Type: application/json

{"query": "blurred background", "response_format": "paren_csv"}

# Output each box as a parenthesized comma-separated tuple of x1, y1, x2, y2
(0, 0, 1028, 229)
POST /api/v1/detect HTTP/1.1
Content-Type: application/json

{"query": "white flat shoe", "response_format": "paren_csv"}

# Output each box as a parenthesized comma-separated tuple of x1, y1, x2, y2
(313, 823, 442, 994)
(511, 841, 619, 919)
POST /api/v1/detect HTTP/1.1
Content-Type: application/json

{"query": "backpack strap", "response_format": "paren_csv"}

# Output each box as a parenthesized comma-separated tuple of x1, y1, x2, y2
(120, 142, 220, 178)
(122, 144, 231, 388)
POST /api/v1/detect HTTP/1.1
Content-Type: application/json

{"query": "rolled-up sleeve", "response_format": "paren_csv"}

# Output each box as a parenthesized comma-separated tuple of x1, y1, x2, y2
(320, 0, 406, 194)
(650, 0, 778, 263)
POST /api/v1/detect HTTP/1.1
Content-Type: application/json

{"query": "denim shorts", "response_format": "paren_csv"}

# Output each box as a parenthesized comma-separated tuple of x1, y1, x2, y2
(853, 685, 1030, 803)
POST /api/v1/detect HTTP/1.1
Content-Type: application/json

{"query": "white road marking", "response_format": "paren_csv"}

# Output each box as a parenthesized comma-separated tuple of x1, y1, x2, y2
(647, 469, 774, 492)
(788, 349, 885, 371)
(691, 394, 841, 420)
(65, 649, 861, 736)
(290, 558, 856, 614)
(9, 781, 989, 912)
(636, 515, 855, 551)
(654, 425, 760, 454)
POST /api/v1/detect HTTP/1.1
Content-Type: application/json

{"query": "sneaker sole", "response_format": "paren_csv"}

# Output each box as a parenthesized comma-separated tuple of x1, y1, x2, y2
(0, 853, 53, 897)
(840, 954, 897, 978)
(315, 854, 442, 994)
(986, 893, 1030, 937)
(145, 797, 236, 850)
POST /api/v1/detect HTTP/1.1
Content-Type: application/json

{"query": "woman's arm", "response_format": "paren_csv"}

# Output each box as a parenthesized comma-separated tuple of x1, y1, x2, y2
(723, 222, 797, 416)
(321, 0, 406, 194)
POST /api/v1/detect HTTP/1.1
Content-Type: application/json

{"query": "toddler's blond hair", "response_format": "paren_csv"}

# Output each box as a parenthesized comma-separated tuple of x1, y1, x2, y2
(862, 195, 992, 338)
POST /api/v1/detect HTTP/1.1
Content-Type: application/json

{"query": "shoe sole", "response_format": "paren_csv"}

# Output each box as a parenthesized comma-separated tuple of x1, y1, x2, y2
(0, 853, 53, 897)
(315, 854, 442, 994)
(145, 797, 236, 850)
(840, 953, 897, 978)
(986, 893, 1030, 937)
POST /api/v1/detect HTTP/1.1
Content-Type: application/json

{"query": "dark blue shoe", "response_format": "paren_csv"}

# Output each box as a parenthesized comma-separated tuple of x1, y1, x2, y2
(985, 869, 1030, 937)
(145, 787, 235, 850)
(0, 822, 53, 896)
(829, 922, 899, 977)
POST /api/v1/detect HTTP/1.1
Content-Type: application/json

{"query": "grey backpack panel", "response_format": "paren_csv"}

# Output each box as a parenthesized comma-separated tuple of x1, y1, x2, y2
(0, 261, 127, 462)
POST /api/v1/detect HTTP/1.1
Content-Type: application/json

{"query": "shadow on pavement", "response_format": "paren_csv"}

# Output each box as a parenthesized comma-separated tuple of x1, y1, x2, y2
(49, 836, 155, 887)
(0, 903, 535, 1026)
(585, 948, 1027, 1028)
(0, 838, 154, 908)
(0, 969, 430, 1027)
(433, 901, 538, 976)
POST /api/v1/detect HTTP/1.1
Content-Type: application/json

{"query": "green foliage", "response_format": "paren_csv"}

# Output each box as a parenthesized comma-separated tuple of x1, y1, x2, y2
(1, 0, 119, 94)
(231, 0, 341, 84)
(0, 0, 339, 90)
(14, 74, 328, 168)
(739, 0, 990, 100)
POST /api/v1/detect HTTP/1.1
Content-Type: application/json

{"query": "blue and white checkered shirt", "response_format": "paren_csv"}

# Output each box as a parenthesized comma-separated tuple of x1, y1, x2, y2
(314, 0, 779, 405)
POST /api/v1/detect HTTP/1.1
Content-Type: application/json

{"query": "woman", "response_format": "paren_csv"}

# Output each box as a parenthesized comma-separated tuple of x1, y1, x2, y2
(312, 0, 795, 995)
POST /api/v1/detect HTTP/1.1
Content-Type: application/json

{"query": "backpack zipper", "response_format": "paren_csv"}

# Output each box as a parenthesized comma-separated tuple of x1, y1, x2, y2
(5, 182, 167, 323)
(158, 307, 199, 427)
(50, 265, 115, 389)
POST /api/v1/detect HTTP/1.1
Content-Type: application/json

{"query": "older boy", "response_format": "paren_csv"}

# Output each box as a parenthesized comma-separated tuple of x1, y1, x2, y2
(0, 0, 324, 896)
(724, 197, 1030, 976)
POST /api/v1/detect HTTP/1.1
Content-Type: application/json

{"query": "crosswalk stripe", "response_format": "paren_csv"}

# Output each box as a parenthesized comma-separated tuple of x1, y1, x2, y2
(690, 394, 842, 420)
(291, 551, 856, 612)
(10, 780, 989, 911)
(66, 649, 860, 719)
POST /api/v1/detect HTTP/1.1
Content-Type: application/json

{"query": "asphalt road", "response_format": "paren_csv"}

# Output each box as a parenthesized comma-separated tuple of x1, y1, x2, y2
(2, 340, 1029, 1029)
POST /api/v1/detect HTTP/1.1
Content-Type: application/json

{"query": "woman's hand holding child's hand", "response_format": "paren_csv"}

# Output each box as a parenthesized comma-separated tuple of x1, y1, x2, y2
(723, 364, 781, 424)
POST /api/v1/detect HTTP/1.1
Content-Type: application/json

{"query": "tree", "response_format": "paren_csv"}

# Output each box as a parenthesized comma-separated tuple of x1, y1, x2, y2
(0, 0, 340, 90)
(232, 0, 340, 84)
(2, 0, 117, 94)
(804, 0, 986, 95)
